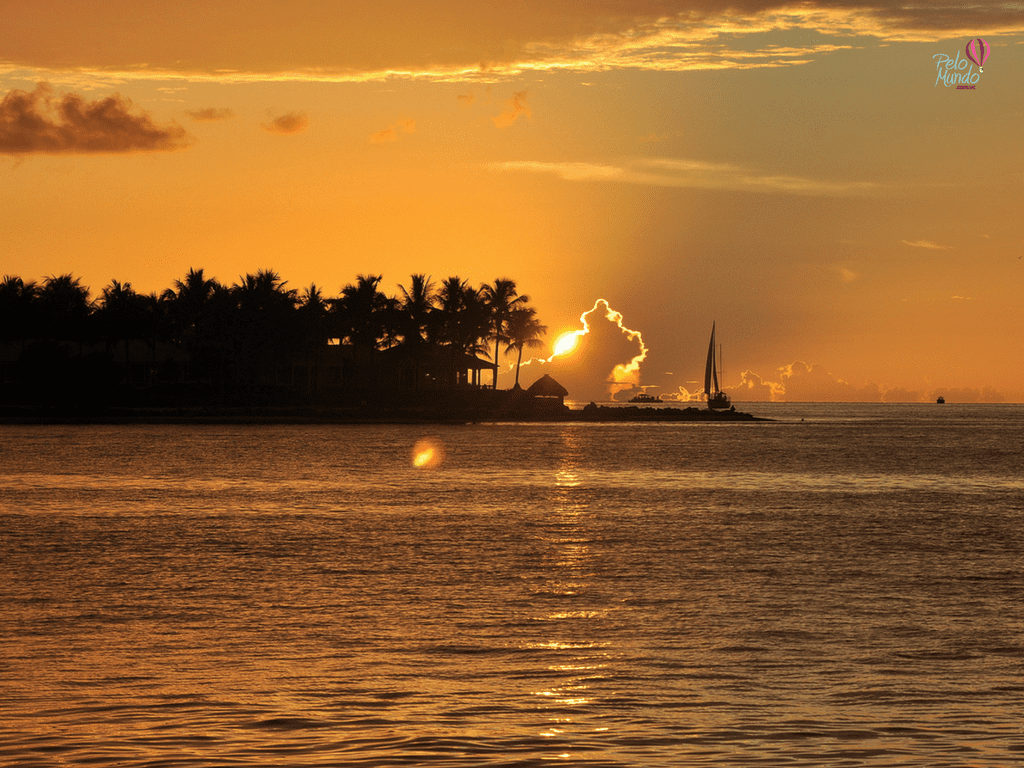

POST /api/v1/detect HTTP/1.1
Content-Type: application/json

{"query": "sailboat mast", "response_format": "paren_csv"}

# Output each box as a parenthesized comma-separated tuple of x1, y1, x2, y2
(712, 343, 719, 394)
(705, 322, 716, 397)
(718, 343, 723, 394)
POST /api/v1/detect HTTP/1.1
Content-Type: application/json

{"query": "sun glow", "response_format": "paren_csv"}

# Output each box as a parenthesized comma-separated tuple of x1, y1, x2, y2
(552, 332, 582, 357)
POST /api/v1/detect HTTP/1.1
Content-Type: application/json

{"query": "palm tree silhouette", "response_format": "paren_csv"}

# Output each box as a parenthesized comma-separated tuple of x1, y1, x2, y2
(38, 274, 92, 348)
(335, 274, 394, 348)
(0, 275, 39, 353)
(96, 280, 150, 383)
(397, 274, 437, 346)
(436, 277, 491, 358)
(483, 278, 528, 389)
(297, 283, 330, 391)
(504, 307, 547, 388)
(232, 269, 299, 390)
(1, 269, 548, 408)
(163, 268, 219, 338)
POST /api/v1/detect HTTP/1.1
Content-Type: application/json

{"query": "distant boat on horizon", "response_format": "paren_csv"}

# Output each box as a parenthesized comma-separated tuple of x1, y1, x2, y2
(937, 396, 945, 404)
(704, 322, 731, 410)
(629, 392, 663, 404)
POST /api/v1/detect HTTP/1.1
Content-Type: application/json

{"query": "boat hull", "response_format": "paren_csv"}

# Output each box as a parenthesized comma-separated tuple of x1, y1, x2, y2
(707, 393, 731, 410)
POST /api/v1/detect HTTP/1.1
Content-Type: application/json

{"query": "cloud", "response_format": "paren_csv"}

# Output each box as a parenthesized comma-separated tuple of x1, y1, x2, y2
(881, 386, 923, 403)
(262, 111, 308, 134)
(901, 239, 952, 249)
(686, 359, 1005, 404)
(5, 2, 1023, 83)
(494, 160, 625, 182)
(492, 91, 531, 128)
(777, 361, 882, 402)
(369, 118, 416, 144)
(929, 387, 1004, 404)
(491, 156, 883, 197)
(734, 370, 782, 402)
(0, 83, 188, 155)
(513, 299, 647, 402)
(457, 94, 475, 105)
(838, 266, 858, 282)
(187, 107, 234, 121)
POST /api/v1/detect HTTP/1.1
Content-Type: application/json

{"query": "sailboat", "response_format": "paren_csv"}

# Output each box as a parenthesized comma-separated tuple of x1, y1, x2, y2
(704, 322, 731, 410)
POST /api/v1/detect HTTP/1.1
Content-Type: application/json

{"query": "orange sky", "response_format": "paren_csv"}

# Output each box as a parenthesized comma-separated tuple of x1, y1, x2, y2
(2, 1, 1022, 402)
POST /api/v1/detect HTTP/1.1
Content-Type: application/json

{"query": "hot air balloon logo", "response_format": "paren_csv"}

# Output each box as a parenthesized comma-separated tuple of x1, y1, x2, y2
(965, 38, 990, 73)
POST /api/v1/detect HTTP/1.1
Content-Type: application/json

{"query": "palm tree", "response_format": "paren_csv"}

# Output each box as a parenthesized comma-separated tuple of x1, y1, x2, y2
(163, 268, 219, 341)
(96, 281, 170, 385)
(504, 307, 547, 388)
(0, 275, 39, 351)
(298, 283, 329, 346)
(397, 274, 436, 346)
(38, 274, 92, 346)
(297, 283, 330, 391)
(334, 274, 394, 348)
(97, 280, 143, 381)
(436, 277, 491, 358)
(483, 278, 529, 388)
(162, 269, 227, 387)
(435, 276, 469, 348)
(232, 269, 299, 388)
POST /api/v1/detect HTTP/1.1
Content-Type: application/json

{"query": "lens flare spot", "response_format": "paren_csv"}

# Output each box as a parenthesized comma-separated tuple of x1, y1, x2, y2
(552, 332, 581, 357)
(412, 438, 444, 468)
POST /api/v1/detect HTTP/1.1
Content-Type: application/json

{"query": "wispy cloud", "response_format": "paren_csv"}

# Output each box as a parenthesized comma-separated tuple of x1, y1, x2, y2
(262, 111, 308, 134)
(0, 83, 188, 155)
(838, 266, 858, 282)
(490, 156, 883, 197)
(901, 239, 952, 249)
(492, 91, 531, 128)
(369, 118, 416, 144)
(187, 107, 234, 121)
(492, 160, 624, 182)
(3, 3, 1024, 85)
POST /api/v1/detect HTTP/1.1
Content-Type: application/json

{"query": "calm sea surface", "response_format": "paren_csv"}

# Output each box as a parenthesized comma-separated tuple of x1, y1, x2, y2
(2, 403, 1024, 766)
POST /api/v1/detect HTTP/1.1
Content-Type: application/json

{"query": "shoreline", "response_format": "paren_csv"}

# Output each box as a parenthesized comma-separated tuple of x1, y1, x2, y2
(0, 403, 766, 425)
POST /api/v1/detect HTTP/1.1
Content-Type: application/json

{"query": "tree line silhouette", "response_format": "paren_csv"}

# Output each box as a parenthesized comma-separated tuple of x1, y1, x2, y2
(0, 270, 548, 409)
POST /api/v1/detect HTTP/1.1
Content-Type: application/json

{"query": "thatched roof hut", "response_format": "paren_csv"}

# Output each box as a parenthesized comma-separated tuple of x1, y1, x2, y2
(526, 374, 569, 404)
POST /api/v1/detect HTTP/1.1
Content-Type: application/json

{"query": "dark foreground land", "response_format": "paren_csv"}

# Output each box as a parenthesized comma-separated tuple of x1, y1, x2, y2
(0, 401, 763, 424)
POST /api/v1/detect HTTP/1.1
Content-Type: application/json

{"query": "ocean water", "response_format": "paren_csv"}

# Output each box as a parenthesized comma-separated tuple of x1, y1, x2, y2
(2, 403, 1024, 766)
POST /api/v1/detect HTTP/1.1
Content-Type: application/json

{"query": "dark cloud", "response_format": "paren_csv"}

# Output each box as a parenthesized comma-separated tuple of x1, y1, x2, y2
(262, 111, 308, 134)
(0, 83, 189, 155)
(187, 107, 234, 121)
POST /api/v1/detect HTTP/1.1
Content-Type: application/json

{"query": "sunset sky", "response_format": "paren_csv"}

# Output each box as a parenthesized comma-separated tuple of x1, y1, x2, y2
(2, 1, 1022, 402)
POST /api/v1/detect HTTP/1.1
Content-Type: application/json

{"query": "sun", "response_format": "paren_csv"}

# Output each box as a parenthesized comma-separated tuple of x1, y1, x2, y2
(552, 332, 581, 357)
